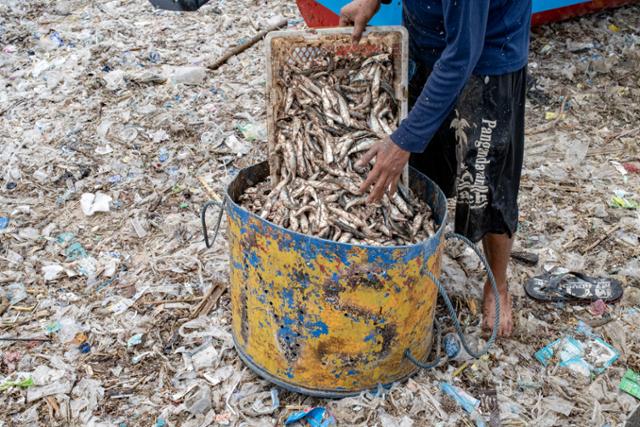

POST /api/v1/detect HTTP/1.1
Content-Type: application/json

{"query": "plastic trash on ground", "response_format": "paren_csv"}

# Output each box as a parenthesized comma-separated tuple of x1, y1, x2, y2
(0, 1, 638, 426)
(80, 192, 112, 216)
(534, 326, 620, 376)
(285, 407, 336, 427)
(619, 369, 640, 400)
(440, 383, 486, 427)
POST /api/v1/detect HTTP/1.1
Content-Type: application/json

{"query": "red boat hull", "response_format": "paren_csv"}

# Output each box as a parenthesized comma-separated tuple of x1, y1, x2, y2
(532, 0, 637, 25)
(297, 0, 638, 28)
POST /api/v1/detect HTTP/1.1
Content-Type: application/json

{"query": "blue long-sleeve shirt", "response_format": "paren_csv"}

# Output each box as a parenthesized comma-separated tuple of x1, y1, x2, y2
(391, 0, 531, 153)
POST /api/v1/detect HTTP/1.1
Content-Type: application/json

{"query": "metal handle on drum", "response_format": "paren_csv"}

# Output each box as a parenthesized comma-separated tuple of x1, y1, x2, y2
(405, 232, 500, 369)
(201, 199, 227, 249)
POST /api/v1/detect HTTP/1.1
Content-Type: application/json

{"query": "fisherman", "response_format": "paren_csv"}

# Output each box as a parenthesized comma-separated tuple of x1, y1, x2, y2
(340, 0, 531, 337)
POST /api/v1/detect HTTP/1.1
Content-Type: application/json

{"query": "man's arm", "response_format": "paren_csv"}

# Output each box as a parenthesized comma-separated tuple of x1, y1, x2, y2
(391, 1, 490, 153)
(358, 1, 492, 202)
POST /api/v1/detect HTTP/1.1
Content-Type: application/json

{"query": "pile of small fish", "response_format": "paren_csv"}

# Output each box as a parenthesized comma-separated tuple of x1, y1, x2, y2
(240, 46, 435, 245)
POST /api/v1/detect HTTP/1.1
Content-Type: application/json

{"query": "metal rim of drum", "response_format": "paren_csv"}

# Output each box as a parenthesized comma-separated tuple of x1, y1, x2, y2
(233, 335, 422, 398)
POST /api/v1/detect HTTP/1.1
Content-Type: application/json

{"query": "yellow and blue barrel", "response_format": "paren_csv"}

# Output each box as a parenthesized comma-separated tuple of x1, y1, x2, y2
(209, 161, 448, 397)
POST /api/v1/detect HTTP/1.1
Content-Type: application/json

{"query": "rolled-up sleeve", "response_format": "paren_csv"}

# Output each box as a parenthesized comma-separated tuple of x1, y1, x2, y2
(391, 0, 490, 153)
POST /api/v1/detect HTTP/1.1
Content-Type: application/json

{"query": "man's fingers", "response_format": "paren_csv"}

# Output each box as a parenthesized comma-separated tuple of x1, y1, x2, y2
(359, 164, 380, 194)
(352, 20, 366, 43)
(389, 173, 401, 196)
(368, 174, 390, 203)
(355, 143, 379, 168)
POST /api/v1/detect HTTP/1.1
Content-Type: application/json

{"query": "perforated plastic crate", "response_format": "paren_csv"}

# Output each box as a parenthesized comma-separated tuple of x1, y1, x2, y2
(264, 27, 409, 183)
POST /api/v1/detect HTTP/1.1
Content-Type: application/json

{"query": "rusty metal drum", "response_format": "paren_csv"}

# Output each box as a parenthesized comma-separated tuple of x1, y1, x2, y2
(203, 161, 448, 397)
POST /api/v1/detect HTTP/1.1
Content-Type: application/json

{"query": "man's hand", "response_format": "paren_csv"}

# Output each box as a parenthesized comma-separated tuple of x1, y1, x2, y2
(356, 136, 411, 203)
(339, 0, 381, 43)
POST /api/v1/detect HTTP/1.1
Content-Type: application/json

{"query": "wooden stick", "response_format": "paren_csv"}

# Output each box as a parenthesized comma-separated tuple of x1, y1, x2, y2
(603, 126, 640, 144)
(208, 18, 288, 71)
(0, 296, 8, 316)
(191, 282, 225, 319)
(143, 297, 202, 305)
(46, 396, 60, 414)
(0, 337, 52, 342)
(198, 176, 221, 202)
(582, 224, 621, 254)
(10, 306, 36, 312)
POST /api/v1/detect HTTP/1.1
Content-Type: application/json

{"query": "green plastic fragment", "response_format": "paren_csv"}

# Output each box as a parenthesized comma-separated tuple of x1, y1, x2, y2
(45, 321, 61, 334)
(609, 196, 639, 209)
(0, 377, 34, 391)
(620, 369, 640, 400)
(620, 378, 640, 400)
(624, 368, 640, 383)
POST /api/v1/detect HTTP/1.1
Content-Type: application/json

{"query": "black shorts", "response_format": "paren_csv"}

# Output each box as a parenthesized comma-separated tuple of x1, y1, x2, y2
(408, 63, 526, 243)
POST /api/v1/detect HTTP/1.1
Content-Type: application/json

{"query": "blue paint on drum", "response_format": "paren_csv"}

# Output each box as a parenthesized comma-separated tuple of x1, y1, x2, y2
(423, 236, 441, 260)
(285, 367, 294, 379)
(305, 321, 329, 337)
(247, 251, 261, 268)
(282, 288, 296, 309)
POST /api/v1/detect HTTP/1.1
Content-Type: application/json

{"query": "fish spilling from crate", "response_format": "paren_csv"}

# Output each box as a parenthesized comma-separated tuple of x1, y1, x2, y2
(239, 35, 435, 246)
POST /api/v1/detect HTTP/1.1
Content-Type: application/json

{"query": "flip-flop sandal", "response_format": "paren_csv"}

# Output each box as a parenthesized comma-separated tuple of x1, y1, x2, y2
(524, 270, 623, 303)
(511, 251, 539, 266)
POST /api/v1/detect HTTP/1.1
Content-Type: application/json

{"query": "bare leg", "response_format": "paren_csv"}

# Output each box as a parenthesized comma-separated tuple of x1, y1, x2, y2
(481, 233, 514, 337)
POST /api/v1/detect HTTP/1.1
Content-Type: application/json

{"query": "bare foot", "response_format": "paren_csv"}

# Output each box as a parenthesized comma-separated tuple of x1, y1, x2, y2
(482, 281, 513, 337)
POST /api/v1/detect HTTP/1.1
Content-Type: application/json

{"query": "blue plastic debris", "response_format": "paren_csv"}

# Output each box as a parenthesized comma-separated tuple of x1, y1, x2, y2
(440, 383, 486, 427)
(66, 242, 88, 261)
(127, 333, 143, 348)
(155, 418, 166, 427)
(443, 332, 461, 358)
(148, 51, 160, 63)
(56, 232, 75, 245)
(285, 407, 336, 427)
(0, 217, 9, 230)
(440, 383, 480, 415)
(534, 323, 619, 376)
(49, 31, 64, 47)
(79, 342, 91, 353)
(158, 147, 169, 162)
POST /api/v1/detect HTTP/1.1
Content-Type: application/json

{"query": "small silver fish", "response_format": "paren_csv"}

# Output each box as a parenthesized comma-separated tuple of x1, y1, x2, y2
(348, 138, 376, 156)
(391, 192, 414, 218)
(327, 205, 367, 229)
